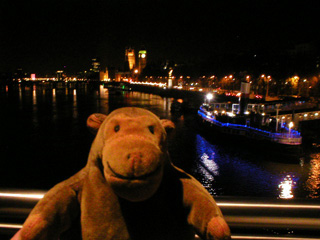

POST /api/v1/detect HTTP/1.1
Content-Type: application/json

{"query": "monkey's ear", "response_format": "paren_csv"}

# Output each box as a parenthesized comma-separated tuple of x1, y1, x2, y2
(160, 119, 175, 135)
(87, 113, 107, 135)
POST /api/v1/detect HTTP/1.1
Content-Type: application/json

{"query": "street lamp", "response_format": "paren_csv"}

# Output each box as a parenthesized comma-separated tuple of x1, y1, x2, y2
(275, 104, 281, 132)
(266, 75, 271, 97)
(261, 74, 271, 98)
(168, 69, 173, 89)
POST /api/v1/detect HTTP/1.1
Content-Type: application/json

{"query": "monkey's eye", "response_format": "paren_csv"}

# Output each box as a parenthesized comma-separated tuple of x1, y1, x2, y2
(148, 125, 155, 134)
(114, 125, 120, 132)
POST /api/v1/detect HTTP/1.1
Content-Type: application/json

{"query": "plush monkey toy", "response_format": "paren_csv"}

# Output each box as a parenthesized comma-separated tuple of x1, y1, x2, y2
(13, 107, 230, 240)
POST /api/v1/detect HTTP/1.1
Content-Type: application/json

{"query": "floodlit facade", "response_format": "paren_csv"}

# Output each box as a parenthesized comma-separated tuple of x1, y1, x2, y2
(138, 49, 147, 73)
(125, 48, 136, 70)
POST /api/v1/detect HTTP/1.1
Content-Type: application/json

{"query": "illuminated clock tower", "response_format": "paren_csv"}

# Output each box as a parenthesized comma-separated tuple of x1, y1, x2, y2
(138, 48, 147, 74)
(125, 47, 136, 70)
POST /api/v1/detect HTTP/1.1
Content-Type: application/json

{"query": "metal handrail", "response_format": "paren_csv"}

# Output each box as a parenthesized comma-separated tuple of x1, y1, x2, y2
(1, 189, 320, 239)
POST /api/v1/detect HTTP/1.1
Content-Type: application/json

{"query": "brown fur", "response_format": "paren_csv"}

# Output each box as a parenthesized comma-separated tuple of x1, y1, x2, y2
(13, 107, 230, 240)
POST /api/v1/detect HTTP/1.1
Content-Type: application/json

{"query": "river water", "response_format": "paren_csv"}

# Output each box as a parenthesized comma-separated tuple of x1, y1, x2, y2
(0, 82, 319, 200)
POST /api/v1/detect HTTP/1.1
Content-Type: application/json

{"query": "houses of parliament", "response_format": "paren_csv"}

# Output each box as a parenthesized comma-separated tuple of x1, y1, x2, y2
(99, 47, 147, 82)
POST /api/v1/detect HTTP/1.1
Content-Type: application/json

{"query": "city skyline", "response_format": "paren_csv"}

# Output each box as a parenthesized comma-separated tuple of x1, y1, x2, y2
(1, 0, 319, 75)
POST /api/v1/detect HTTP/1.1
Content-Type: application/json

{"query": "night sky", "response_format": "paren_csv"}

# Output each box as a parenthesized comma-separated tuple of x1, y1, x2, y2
(1, 0, 318, 75)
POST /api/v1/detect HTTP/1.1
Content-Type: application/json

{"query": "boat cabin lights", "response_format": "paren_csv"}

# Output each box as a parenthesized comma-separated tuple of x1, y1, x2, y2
(289, 122, 294, 129)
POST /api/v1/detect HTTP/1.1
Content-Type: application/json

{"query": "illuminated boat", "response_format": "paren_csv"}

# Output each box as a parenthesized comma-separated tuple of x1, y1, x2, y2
(197, 103, 302, 146)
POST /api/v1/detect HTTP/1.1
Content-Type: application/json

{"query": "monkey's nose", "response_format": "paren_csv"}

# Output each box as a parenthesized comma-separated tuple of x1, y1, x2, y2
(127, 152, 144, 176)
(127, 152, 143, 161)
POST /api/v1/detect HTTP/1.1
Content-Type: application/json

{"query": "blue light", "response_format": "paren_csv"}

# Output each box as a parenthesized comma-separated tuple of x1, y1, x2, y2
(194, 134, 282, 197)
(198, 107, 302, 139)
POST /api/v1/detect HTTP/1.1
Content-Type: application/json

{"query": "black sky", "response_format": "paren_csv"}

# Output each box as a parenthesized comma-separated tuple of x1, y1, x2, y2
(0, 0, 318, 74)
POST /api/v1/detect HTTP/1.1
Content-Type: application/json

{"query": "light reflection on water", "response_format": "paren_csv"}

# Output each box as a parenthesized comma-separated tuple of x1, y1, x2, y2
(278, 174, 298, 199)
(192, 133, 317, 199)
(193, 134, 281, 197)
(0, 82, 319, 199)
(305, 154, 320, 198)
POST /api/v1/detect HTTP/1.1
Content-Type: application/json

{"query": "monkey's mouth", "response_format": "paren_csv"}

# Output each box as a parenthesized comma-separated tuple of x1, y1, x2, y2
(106, 161, 161, 181)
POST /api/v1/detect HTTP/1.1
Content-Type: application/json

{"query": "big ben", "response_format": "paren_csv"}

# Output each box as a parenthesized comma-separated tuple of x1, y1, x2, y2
(138, 48, 147, 74)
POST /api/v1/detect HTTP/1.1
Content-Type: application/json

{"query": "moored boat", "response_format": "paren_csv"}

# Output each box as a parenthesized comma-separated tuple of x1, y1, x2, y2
(198, 103, 302, 146)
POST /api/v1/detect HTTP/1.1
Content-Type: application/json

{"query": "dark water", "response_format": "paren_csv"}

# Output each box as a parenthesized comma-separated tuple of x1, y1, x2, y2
(0, 82, 319, 200)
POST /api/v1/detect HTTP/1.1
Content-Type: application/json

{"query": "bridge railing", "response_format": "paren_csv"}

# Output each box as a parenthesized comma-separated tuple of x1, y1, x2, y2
(1, 189, 320, 240)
